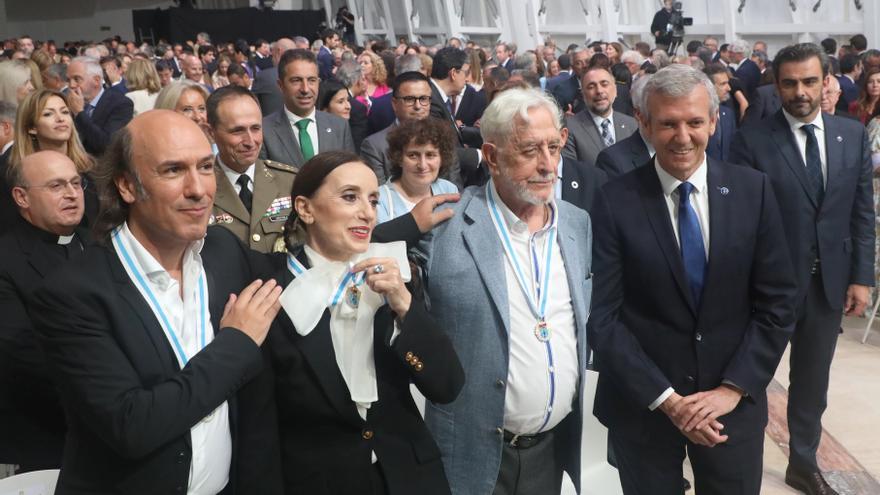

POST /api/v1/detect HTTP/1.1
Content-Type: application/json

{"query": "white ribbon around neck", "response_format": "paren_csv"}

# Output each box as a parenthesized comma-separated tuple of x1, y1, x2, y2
(280, 241, 410, 416)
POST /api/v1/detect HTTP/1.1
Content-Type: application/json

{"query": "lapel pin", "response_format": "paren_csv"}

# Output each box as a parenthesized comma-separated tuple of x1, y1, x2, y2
(836, 135, 843, 142)
(326, 128, 332, 133)
(571, 181, 579, 189)
(718, 186, 729, 195)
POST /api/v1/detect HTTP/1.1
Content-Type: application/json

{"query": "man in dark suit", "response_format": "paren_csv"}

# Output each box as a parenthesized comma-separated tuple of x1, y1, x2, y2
(0, 100, 17, 234)
(0, 151, 87, 473)
(650, 0, 674, 52)
(366, 54, 427, 135)
(317, 29, 339, 81)
(590, 64, 798, 495)
(594, 75, 654, 178)
(705, 64, 736, 161)
(494, 42, 515, 72)
(429, 47, 482, 186)
(741, 83, 780, 128)
(731, 41, 761, 100)
(260, 49, 354, 168)
(551, 47, 591, 114)
(100, 56, 127, 95)
(836, 53, 861, 115)
(334, 60, 370, 153)
(729, 44, 874, 495)
(453, 83, 486, 127)
(558, 155, 607, 213)
(29, 111, 282, 494)
(249, 38, 294, 117)
(67, 56, 134, 155)
(253, 39, 273, 71)
(563, 66, 638, 167)
(821, 38, 840, 75)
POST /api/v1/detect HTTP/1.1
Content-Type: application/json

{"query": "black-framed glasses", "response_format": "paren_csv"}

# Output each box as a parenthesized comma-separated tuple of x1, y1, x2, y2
(24, 176, 88, 194)
(394, 95, 432, 106)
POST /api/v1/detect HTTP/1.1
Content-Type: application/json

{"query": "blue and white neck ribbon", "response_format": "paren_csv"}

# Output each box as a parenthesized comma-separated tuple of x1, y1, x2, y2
(486, 181, 559, 433)
(112, 226, 208, 368)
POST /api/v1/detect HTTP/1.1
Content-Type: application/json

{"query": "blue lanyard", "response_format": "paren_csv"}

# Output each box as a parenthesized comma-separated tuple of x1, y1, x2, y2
(486, 182, 557, 321)
(287, 252, 366, 307)
(113, 229, 207, 367)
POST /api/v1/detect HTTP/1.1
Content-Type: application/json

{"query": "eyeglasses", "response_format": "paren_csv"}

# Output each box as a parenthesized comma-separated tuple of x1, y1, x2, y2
(394, 95, 432, 106)
(24, 176, 87, 194)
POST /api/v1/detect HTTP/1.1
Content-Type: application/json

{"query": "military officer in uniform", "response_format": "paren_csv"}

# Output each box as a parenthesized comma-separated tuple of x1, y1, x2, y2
(207, 85, 297, 253)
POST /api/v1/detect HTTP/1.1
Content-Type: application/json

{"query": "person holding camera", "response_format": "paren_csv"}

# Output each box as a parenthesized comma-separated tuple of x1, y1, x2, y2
(651, 0, 675, 52)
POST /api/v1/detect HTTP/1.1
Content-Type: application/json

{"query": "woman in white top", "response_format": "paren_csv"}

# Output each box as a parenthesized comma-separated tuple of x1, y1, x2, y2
(124, 58, 161, 115)
(376, 118, 458, 224)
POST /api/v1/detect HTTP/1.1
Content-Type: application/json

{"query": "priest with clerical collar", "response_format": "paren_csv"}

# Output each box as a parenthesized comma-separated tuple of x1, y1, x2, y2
(0, 150, 87, 473)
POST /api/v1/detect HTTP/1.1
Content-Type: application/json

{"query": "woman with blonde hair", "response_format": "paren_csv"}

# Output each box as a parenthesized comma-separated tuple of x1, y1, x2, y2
(464, 48, 483, 91)
(356, 50, 390, 106)
(154, 80, 212, 139)
(212, 54, 233, 89)
(0, 60, 35, 103)
(124, 58, 162, 115)
(10, 89, 93, 174)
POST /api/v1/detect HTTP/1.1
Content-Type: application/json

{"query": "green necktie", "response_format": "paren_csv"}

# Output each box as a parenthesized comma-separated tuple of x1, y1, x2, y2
(295, 119, 315, 161)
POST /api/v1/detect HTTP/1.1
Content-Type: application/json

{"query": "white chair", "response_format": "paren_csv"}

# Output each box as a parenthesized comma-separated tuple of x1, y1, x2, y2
(561, 369, 624, 495)
(862, 293, 880, 344)
(0, 469, 59, 495)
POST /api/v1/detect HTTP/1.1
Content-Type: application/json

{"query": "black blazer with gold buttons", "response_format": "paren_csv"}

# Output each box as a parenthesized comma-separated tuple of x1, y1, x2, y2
(236, 250, 465, 495)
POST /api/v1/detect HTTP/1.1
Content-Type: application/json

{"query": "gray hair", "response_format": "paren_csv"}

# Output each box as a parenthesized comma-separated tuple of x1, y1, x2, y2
(0, 60, 31, 103)
(83, 44, 109, 59)
(395, 54, 423, 75)
(0, 100, 17, 123)
(620, 50, 646, 66)
(72, 56, 104, 79)
(45, 63, 67, 83)
(751, 50, 769, 65)
(197, 32, 211, 43)
(630, 74, 651, 112)
(513, 53, 537, 72)
(480, 87, 562, 145)
(652, 49, 672, 68)
(154, 80, 209, 111)
(292, 36, 309, 47)
(729, 40, 750, 56)
(335, 60, 363, 88)
(641, 64, 719, 121)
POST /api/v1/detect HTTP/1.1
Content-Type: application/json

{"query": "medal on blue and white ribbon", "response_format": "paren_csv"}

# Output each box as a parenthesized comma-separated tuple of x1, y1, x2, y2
(485, 182, 557, 343)
(287, 254, 366, 309)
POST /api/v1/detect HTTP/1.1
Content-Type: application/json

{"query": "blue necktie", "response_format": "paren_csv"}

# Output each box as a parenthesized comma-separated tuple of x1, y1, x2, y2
(445, 98, 454, 119)
(84, 104, 94, 119)
(677, 182, 706, 307)
(800, 124, 825, 204)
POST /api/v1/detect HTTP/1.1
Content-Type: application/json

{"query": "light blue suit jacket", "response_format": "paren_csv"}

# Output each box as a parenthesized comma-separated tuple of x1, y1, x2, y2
(419, 184, 592, 495)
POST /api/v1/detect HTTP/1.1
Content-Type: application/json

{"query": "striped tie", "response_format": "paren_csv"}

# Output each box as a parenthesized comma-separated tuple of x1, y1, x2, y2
(600, 119, 614, 147)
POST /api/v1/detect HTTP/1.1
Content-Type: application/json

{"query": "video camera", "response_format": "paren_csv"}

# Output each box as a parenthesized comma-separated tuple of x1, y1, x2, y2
(666, 2, 693, 54)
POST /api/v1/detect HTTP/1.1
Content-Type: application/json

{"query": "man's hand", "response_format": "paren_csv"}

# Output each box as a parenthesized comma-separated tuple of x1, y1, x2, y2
(676, 385, 743, 433)
(682, 421, 729, 447)
(67, 87, 85, 116)
(844, 284, 870, 316)
(410, 193, 460, 233)
(220, 279, 282, 346)
(659, 392, 730, 447)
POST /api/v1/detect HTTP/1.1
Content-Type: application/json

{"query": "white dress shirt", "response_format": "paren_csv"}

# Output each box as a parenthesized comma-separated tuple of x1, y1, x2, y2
(590, 111, 616, 144)
(648, 157, 710, 410)
(285, 107, 320, 155)
(782, 109, 828, 183)
(113, 223, 231, 495)
(218, 158, 255, 195)
(488, 183, 579, 435)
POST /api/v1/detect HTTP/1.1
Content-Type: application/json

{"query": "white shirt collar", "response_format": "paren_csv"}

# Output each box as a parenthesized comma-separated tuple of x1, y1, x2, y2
(0, 140, 13, 155)
(118, 221, 205, 291)
(782, 108, 824, 133)
(589, 110, 614, 129)
(654, 155, 708, 198)
(88, 87, 105, 107)
(284, 106, 316, 124)
(217, 156, 256, 190)
(431, 79, 450, 103)
(488, 179, 558, 235)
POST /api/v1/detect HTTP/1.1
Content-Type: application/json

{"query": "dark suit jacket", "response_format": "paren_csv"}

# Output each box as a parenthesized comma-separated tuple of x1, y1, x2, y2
(0, 219, 87, 469)
(428, 82, 480, 186)
(367, 93, 395, 135)
(735, 58, 762, 100)
(612, 83, 634, 117)
(742, 84, 781, 127)
(707, 106, 735, 162)
(837, 74, 858, 115)
(545, 71, 571, 92)
(254, 54, 274, 71)
(237, 251, 464, 494)
(551, 74, 584, 114)
(594, 132, 651, 179)
(589, 159, 797, 445)
(563, 110, 638, 167)
(0, 146, 16, 235)
(729, 111, 875, 309)
(108, 79, 127, 95)
(560, 157, 607, 213)
(454, 84, 486, 127)
(74, 89, 134, 156)
(251, 66, 284, 118)
(349, 96, 369, 154)
(29, 227, 269, 494)
(317, 46, 334, 82)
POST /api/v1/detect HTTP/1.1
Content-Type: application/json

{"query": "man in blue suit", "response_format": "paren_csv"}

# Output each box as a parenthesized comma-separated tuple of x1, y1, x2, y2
(316, 29, 339, 82)
(705, 64, 736, 161)
(836, 53, 861, 115)
(415, 88, 592, 494)
(730, 43, 874, 495)
(590, 64, 798, 495)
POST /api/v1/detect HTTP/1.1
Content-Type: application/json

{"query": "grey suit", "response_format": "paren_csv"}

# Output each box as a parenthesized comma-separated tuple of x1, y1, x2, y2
(259, 109, 354, 167)
(251, 66, 283, 118)
(419, 184, 592, 495)
(563, 110, 638, 167)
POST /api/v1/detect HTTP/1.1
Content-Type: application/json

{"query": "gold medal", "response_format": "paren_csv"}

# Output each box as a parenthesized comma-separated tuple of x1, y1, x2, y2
(535, 321, 551, 342)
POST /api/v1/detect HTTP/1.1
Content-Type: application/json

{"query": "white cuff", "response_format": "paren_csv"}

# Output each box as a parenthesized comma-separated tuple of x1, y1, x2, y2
(649, 387, 675, 411)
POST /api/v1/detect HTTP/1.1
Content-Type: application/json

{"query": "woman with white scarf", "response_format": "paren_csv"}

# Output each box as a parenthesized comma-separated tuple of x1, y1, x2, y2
(236, 150, 464, 495)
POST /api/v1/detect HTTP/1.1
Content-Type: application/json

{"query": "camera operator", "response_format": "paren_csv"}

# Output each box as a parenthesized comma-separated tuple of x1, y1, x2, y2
(651, 0, 675, 52)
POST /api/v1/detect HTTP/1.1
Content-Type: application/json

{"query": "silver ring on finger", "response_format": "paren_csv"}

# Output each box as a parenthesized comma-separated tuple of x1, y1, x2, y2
(373, 264, 384, 274)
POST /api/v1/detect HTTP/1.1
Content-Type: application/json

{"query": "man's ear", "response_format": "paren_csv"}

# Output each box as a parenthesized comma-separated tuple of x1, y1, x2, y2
(115, 173, 139, 205)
